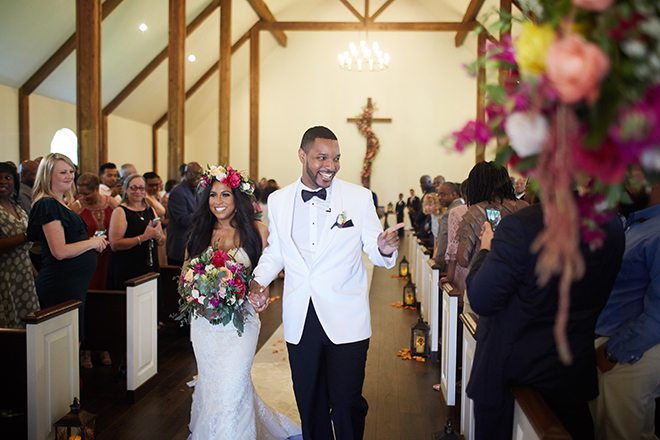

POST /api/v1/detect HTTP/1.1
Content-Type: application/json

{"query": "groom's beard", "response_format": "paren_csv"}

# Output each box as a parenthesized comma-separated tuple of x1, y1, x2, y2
(305, 164, 336, 189)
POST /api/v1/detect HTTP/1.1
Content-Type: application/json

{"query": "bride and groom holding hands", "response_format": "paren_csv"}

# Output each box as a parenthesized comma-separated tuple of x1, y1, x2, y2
(184, 125, 404, 440)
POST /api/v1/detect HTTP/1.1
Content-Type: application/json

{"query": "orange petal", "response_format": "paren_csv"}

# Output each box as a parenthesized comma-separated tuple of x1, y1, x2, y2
(273, 350, 279, 353)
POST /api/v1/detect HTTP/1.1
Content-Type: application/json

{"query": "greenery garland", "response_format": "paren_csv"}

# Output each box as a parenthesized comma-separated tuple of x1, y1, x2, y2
(354, 101, 380, 188)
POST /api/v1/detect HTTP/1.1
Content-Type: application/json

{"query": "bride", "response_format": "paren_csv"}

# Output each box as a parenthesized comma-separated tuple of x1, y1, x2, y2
(185, 165, 301, 440)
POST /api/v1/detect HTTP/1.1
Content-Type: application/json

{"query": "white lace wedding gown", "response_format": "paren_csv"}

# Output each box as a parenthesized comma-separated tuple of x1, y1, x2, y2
(189, 248, 301, 440)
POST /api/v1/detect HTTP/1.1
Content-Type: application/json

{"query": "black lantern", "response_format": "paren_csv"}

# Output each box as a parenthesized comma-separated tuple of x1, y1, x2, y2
(387, 202, 394, 214)
(402, 280, 417, 307)
(399, 256, 409, 278)
(54, 398, 96, 440)
(411, 318, 430, 357)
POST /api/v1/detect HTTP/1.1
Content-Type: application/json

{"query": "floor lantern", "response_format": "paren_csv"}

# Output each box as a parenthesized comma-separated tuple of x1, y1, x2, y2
(411, 318, 430, 357)
(54, 398, 96, 440)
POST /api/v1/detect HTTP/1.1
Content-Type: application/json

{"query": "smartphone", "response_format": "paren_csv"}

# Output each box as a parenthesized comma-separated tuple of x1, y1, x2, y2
(150, 218, 161, 227)
(485, 206, 502, 231)
(93, 229, 106, 237)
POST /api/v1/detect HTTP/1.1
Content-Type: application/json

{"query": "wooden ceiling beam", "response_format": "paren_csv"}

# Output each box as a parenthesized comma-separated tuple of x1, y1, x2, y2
(21, 0, 123, 95)
(153, 28, 250, 131)
(260, 21, 477, 32)
(370, 0, 396, 21)
(245, 0, 287, 47)
(103, 0, 220, 116)
(339, 0, 364, 23)
(454, 0, 486, 47)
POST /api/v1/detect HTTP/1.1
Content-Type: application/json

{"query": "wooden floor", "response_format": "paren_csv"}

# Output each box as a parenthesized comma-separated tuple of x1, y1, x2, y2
(80, 244, 447, 440)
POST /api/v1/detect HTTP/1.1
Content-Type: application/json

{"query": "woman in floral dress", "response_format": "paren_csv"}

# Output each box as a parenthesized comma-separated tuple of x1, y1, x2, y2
(0, 162, 39, 328)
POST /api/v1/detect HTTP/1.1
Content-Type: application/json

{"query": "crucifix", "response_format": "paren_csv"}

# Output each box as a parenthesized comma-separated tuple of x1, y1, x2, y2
(347, 97, 392, 188)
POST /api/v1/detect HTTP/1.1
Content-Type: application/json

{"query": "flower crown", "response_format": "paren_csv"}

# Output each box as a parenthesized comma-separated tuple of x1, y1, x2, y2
(197, 165, 255, 197)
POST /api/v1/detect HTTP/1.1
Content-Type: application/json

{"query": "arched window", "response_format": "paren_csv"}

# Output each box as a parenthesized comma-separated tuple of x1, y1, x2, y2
(50, 128, 78, 165)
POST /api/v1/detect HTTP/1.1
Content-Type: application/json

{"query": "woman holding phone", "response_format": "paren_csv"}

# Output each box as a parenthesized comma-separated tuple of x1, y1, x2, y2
(106, 174, 163, 290)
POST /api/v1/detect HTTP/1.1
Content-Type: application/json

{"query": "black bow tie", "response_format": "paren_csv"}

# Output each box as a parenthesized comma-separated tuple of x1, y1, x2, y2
(301, 187, 327, 202)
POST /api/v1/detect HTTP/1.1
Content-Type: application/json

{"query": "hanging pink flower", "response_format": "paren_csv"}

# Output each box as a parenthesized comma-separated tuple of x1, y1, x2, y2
(545, 33, 610, 105)
(452, 120, 493, 151)
(573, 0, 615, 12)
(573, 137, 628, 184)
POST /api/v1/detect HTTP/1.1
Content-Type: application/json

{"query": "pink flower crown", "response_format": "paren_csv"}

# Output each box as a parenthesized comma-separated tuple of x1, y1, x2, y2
(197, 165, 255, 197)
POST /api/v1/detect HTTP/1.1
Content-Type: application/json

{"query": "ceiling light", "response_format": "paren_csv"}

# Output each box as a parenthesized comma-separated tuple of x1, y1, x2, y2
(139, 23, 148, 32)
(338, 40, 389, 72)
(188, 54, 196, 62)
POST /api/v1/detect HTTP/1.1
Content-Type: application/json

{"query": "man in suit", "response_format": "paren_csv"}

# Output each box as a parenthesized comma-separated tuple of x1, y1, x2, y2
(395, 193, 406, 237)
(166, 162, 201, 267)
(406, 189, 420, 230)
(465, 203, 625, 439)
(249, 126, 403, 440)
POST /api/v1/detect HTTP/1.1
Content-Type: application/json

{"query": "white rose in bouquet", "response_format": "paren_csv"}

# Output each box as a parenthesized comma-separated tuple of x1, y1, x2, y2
(505, 112, 549, 158)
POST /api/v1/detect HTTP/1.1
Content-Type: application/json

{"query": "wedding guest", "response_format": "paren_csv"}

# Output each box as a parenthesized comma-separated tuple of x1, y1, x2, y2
(435, 182, 464, 272)
(407, 188, 420, 230)
(465, 203, 624, 440)
(440, 180, 470, 293)
(457, 162, 528, 269)
(395, 193, 406, 237)
(167, 162, 201, 267)
(591, 182, 660, 440)
(0, 162, 39, 328)
(73, 173, 119, 367)
(106, 174, 163, 290)
(98, 162, 120, 198)
(73, 173, 119, 289)
(18, 159, 38, 214)
(422, 193, 442, 260)
(514, 177, 527, 200)
(27, 153, 108, 341)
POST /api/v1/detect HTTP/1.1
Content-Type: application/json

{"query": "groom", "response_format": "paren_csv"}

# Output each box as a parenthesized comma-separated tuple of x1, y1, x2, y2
(249, 126, 403, 440)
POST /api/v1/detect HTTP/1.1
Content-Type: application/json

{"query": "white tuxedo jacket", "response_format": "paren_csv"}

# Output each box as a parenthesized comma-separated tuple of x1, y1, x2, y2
(253, 178, 397, 344)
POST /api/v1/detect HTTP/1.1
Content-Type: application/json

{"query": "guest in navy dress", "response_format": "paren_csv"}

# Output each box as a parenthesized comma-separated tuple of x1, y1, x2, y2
(27, 153, 108, 340)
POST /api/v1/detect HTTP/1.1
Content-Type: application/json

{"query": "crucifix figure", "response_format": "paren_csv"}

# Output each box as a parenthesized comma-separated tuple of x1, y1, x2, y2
(347, 98, 392, 188)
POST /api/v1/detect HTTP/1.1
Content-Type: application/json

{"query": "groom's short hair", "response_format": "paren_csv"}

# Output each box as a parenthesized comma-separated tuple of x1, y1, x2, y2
(300, 126, 338, 152)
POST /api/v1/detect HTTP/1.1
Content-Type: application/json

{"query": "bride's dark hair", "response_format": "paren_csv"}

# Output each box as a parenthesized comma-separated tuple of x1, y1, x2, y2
(186, 181, 262, 267)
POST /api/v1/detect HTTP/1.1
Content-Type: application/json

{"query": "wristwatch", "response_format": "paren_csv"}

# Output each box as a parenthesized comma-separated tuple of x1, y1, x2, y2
(603, 347, 618, 364)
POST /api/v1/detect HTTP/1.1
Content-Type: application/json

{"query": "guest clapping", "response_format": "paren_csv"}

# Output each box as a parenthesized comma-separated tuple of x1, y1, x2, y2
(0, 162, 39, 328)
(27, 153, 108, 341)
(106, 174, 163, 290)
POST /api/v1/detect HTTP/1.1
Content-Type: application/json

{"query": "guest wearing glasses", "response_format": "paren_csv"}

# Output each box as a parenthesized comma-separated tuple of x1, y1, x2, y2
(106, 174, 163, 290)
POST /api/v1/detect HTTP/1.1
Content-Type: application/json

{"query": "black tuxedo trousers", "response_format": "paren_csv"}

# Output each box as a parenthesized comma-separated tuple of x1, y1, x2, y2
(287, 300, 369, 440)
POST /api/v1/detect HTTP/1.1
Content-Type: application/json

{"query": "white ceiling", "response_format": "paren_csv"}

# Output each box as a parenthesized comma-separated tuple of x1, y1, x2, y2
(0, 0, 468, 126)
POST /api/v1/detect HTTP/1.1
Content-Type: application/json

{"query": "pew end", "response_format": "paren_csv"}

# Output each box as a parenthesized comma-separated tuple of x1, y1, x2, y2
(511, 385, 572, 440)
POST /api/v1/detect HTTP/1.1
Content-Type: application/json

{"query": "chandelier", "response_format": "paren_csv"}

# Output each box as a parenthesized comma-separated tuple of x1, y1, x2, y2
(337, 40, 390, 71)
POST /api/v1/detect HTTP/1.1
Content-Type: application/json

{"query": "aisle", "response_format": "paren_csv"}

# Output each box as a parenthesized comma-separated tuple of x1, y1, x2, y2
(85, 236, 446, 440)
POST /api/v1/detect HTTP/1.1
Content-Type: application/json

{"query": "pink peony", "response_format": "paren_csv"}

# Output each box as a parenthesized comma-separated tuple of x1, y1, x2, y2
(210, 250, 229, 268)
(573, 138, 628, 184)
(572, 0, 615, 12)
(545, 33, 610, 105)
(223, 171, 242, 189)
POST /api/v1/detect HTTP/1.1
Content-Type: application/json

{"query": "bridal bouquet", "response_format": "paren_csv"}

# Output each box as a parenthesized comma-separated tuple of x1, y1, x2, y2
(173, 246, 253, 336)
(451, 0, 660, 364)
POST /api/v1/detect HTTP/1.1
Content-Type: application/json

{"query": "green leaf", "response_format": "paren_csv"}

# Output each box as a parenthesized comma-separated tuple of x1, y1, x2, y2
(486, 85, 507, 104)
(513, 155, 539, 171)
(494, 145, 515, 165)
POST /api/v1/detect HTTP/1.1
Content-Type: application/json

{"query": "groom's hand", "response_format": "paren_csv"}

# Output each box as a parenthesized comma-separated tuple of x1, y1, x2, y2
(249, 280, 270, 313)
(378, 222, 405, 257)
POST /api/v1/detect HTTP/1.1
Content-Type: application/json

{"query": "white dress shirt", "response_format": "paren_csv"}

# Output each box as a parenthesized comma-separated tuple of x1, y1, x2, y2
(292, 180, 332, 267)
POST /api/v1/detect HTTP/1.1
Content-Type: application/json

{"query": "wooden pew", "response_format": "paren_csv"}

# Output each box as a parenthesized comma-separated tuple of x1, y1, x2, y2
(440, 282, 461, 409)
(0, 328, 28, 438)
(459, 312, 572, 440)
(1, 301, 82, 440)
(460, 311, 478, 440)
(83, 272, 160, 402)
(417, 243, 432, 320)
(511, 386, 571, 440)
(428, 259, 443, 362)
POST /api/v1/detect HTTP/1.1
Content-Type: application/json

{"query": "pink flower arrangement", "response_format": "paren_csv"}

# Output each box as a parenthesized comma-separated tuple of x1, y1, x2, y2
(173, 247, 254, 335)
(545, 33, 610, 105)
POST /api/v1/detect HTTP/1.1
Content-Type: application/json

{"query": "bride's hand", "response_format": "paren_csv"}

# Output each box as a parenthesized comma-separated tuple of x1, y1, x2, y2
(249, 280, 269, 312)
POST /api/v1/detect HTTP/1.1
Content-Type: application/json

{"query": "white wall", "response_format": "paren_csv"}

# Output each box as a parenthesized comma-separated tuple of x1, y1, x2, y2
(0, 84, 152, 173)
(106, 114, 154, 173)
(184, 29, 480, 208)
(0, 84, 19, 164)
